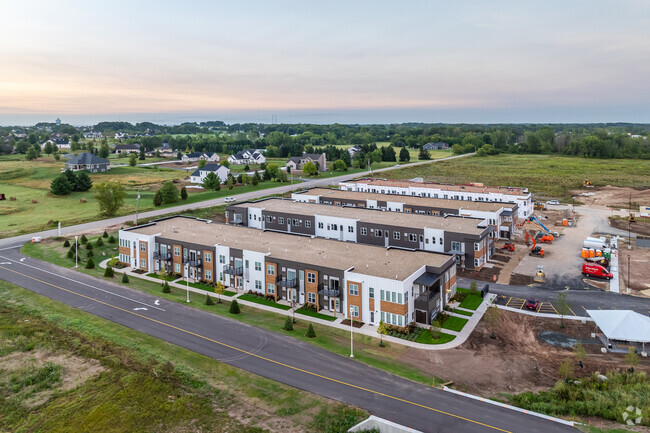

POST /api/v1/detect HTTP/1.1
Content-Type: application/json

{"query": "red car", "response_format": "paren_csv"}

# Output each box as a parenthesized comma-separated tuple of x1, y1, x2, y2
(502, 243, 515, 251)
(524, 299, 539, 311)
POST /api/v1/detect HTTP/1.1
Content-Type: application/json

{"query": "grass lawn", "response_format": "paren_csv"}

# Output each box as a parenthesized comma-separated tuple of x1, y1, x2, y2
(295, 306, 338, 322)
(238, 293, 292, 310)
(0, 280, 369, 433)
(187, 281, 236, 297)
(441, 315, 468, 332)
(458, 294, 483, 311)
(146, 272, 178, 281)
(382, 154, 650, 199)
(454, 309, 473, 317)
(415, 330, 456, 345)
(22, 239, 443, 387)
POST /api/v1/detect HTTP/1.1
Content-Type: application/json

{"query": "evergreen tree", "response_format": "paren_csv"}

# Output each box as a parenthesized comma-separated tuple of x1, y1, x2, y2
(75, 172, 93, 191)
(162, 281, 171, 293)
(129, 153, 137, 166)
(180, 186, 188, 200)
(50, 174, 73, 195)
(159, 181, 179, 204)
(85, 257, 95, 269)
(63, 239, 70, 247)
(305, 323, 316, 338)
(87, 250, 94, 258)
(399, 147, 410, 162)
(80, 234, 88, 244)
(96, 237, 104, 247)
(153, 190, 163, 206)
(227, 177, 234, 190)
(229, 299, 240, 314)
(283, 316, 294, 331)
(205, 293, 215, 305)
(86, 242, 93, 250)
(122, 273, 129, 283)
(102, 230, 109, 238)
(104, 266, 114, 277)
(67, 248, 75, 259)
(418, 147, 431, 160)
(108, 235, 116, 243)
(251, 172, 259, 186)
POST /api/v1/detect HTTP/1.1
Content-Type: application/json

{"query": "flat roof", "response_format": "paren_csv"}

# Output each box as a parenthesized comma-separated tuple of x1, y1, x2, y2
(127, 217, 453, 280)
(343, 179, 530, 197)
(298, 188, 515, 212)
(236, 198, 488, 235)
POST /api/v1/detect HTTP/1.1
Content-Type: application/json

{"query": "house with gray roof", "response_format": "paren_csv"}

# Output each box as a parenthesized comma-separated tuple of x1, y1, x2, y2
(65, 153, 110, 173)
(285, 152, 327, 172)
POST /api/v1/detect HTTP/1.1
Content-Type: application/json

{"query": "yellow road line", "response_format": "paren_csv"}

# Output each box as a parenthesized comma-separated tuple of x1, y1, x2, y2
(581, 306, 588, 312)
(566, 305, 577, 316)
(505, 297, 513, 307)
(547, 303, 559, 314)
(0, 265, 510, 433)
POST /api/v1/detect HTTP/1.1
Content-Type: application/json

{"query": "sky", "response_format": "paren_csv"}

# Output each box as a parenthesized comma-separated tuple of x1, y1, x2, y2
(1, 0, 649, 125)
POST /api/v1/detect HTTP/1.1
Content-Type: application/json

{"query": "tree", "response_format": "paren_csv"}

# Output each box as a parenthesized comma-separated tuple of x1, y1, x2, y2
(251, 172, 259, 186)
(162, 281, 171, 293)
(153, 190, 163, 206)
(50, 174, 73, 195)
(85, 257, 95, 269)
(556, 292, 570, 328)
(333, 159, 348, 171)
(399, 147, 410, 162)
(63, 239, 70, 247)
(86, 242, 93, 250)
(266, 163, 279, 179)
(205, 293, 215, 305)
(80, 234, 88, 244)
(558, 358, 574, 382)
(96, 237, 104, 247)
(430, 319, 442, 339)
(104, 265, 114, 278)
(44, 141, 55, 155)
(108, 235, 116, 243)
(87, 249, 94, 258)
(94, 181, 127, 216)
(99, 143, 110, 158)
(226, 177, 234, 190)
(180, 186, 188, 200)
(122, 273, 129, 283)
(75, 172, 93, 191)
(303, 161, 318, 176)
(67, 248, 75, 259)
(198, 159, 207, 168)
(418, 147, 431, 160)
(305, 323, 316, 338)
(26, 147, 38, 160)
(625, 347, 639, 372)
(201, 172, 221, 191)
(484, 305, 500, 338)
(574, 343, 587, 368)
(283, 316, 294, 331)
(214, 281, 225, 303)
(377, 320, 387, 347)
(129, 153, 137, 167)
(382, 145, 397, 162)
(159, 181, 179, 204)
(229, 299, 240, 314)
(102, 230, 108, 238)
(470, 281, 478, 292)
(139, 146, 145, 160)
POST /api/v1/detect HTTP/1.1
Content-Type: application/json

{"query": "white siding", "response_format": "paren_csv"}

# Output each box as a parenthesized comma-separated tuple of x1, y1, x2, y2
(247, 208, 263, 229)
(215, 245, 231, 286)
(314, 215, 357, 241)
(291, 193, 320, 203)
(345, 270, 407, 326)
(242, 249, 267, 293)
(423, 228, 445, 253)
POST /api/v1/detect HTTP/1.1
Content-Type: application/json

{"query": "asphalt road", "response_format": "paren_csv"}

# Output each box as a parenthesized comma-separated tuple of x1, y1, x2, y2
(0, 247, 573, 433)
(0, 153, 472, 250)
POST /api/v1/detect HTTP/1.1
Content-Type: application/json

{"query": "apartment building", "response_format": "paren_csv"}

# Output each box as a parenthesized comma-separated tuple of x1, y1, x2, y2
(292, 187, 518, 239)
(340, 178, 533, 219)
(226, 198, 493, 270)
(118, 216, 457, 326)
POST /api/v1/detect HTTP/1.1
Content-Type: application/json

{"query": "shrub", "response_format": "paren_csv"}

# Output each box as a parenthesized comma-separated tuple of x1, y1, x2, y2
(80, 234, 88, 244)
(96, 237, 104, 247)
(86, 243, 93, 250)
(305, 323, 316, 338)
(85, 257, 95, 269)
(283, 316, 294, 331)
(229, 299, 240, 314)
(205, 293, 215, 305)
(162, 281, 171, 293)
(108, 235, 116, 244)
(180, 186, 188, 200)
(87, 250, 94, 258)
(63, 239, 70, 247)
(67, 249, 74, 259)
(121, 273, 129, 283)
(102, 230, 109, 238)
(104, 266, 114, 278)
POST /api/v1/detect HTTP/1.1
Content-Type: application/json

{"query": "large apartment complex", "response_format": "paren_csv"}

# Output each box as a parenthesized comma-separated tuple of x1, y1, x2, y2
(292, 187, 518, 239)
(119, 216, 457, 326)
(340, 179, 533, 219)
(225, 198, 493, 270)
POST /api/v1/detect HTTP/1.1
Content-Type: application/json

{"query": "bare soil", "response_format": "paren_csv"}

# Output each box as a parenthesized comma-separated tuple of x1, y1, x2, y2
(610, 218, 650, 236)
(618, 248, 650, 295)
(400, 310, 649, 397)
(574, 185, 650, 209)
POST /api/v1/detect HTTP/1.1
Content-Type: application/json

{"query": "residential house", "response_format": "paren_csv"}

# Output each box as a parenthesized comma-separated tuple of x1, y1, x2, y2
(181, 152, 219, 163)
(189, 164, 230, 184)
(84, 131, 103, 138)
(114, 143, 140, 154)
(41, 138, 71, 150)
(423, 142, 449, 151)
(285, 153, 327, 172)
(227, 149, 266, 165)
(348, 146, 362, 157)
(119, 216, 457, 325)
(65, 153, 110, 173)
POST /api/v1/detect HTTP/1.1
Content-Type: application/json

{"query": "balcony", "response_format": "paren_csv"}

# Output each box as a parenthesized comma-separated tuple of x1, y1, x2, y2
(414, 290, 440, 316)
(317, 283, 340, 297)
(276, 277, 297, 288)
(223, 265, 243, 276)
(154, 252, 171, 260)
(183, 258, 202, 267)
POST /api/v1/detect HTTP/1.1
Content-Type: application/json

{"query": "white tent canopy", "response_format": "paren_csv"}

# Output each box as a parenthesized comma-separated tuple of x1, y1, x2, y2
(586, 310, 650, 343)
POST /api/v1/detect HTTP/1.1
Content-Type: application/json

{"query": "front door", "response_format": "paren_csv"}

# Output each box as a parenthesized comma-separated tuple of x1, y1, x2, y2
(329, 298, 336, 311)
(370, 311, 374, 323)
(299, 270, 305, 304)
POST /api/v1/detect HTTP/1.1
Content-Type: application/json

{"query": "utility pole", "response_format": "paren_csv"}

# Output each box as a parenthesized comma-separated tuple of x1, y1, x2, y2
(628, 193, 632, 250)
(627, 255, 631, 294)
(134, 188, 141, 226)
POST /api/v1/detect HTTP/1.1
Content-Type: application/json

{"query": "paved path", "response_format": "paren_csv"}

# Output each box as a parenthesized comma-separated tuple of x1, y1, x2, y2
(0, 153, 474, 250)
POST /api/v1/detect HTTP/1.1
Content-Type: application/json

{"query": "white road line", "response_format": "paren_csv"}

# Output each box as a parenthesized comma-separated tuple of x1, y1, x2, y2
(0, 245, 22, 251)
(0, 255, 165, 312)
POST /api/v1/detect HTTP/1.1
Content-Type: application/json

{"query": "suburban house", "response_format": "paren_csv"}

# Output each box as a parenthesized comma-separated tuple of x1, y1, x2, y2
(114, 143, 140, 154)
(227, 149, 266, 165)
(285, 153, 327, 172)
(226, 198, 493, 270)
(119, 216, 457, 325)
(423, 142, 449, 151)
(292, 188, 518, 239)
(84, 131, 103, 138)
(348, 146, 362, 157)
(65, 152, 110, 173)
(182, 152, 219, 163)
(41, 138, 71, 150)
(340, 179, 534, 219)
(189, 164, 230, 184)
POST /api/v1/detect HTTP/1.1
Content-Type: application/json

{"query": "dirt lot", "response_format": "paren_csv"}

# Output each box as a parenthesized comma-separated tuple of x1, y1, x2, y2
(610, 217, 650, 236)
(618, 248, 650, 296)
(575, 185, 650, 209)
(401, 310, 649, 396)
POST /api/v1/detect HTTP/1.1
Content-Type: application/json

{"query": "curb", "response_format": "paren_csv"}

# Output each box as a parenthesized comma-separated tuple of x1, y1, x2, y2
(497, 305, 594, 321)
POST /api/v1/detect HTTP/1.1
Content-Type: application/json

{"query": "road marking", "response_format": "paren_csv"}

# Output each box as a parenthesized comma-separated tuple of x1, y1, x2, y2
(0, 265, 510, 433)
(154, 300, 160, 306)
(19, 258, 25, 262)
(0, 255, 165, 312)
(566, 305, 577, 316)
(133, 307, 148, 311)
(547, 303, 559, 314)
(505, 297, 513, 307)
(581, 306, 588, 312)
(0, 262, 11, 265)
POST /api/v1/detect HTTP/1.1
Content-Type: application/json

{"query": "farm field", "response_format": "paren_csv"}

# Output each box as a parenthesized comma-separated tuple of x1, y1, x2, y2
(382, 154, 650, 199)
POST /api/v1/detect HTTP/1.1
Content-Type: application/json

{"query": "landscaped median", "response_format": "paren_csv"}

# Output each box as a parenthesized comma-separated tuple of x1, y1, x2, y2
(238, 293, 291, 310)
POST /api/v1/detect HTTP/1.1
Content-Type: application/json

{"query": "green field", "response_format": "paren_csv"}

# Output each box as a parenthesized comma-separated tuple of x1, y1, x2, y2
(382, 154, 650, 199)
(0, 280, 368, 433)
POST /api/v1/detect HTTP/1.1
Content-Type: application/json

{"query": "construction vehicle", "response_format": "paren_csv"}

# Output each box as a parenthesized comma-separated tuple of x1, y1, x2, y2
(534, 265, 545, 283)
(583, 179, 593, 187)
(629, 212, 637, 223)
(526, 233, 545, 257)
(535, 232, 554, 244)
(529, 216, 551, 234)
(534, 201, 546, 211)
(502, 243, 515, 251)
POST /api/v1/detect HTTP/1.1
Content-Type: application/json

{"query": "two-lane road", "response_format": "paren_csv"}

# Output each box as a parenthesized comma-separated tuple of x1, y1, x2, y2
(0, 247, 573, 433)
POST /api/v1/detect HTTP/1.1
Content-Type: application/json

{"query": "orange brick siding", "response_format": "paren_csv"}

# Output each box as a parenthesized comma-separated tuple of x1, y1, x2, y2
(347, 281, 362, 321)
(305, 269, 319, 310)
(172, 244, 182, 275)
(380, 300, 408, 316)
(203, 250, 214, 281)
(265, 262, 278, 301)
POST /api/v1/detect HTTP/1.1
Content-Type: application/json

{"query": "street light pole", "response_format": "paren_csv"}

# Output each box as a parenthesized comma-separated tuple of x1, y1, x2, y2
(185, 264, 190, 303)
(75, 236, 78, 268)
(349, 306, 354, 358)
(628, 255, 631, 293)
(134, 188, 141, 226)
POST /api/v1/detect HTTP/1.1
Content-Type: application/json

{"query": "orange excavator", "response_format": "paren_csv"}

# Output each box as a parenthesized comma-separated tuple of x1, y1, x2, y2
(526, 233, 545, 257)
(535, 232, 554, 244)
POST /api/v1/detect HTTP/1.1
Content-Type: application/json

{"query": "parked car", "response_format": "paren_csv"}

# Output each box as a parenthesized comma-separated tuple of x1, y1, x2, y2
(502, 243, 515, 251)
(546, 200, 559, 205)
(582, 262, 613, 280)
(524, 299, 540, 311)
(224, 197, 236, 203)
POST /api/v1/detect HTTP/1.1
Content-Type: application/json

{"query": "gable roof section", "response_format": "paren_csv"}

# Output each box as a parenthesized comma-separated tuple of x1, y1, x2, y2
(190, 164, 223, 177)
(66, 153, 109, 166)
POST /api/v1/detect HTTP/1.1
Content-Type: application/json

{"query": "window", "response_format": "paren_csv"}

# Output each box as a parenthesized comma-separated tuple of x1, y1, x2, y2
(474, 258, 480, 267)
(318, 222, 324, 229)
(404, 291, 408, 303)
(393, 231, 400, 240)
(292, 219, 299, 226)
(348, 225, 354, 233)
(349, 283, 359, 296)
(139, 242, 146, 251)
(380, 289, 385, 301)
(225, 211, 229, 219)
(397, 293, 403, 304)
(391, 292, 396, 303)
(278, 217, 284, 225)
(174, 263, 181, 273)
(308, 292, 316, 303)
(174, 247, 180, 256)
(245, 260, 249, 269)
(205, 270, 212, 280)
(474, 242, 481, 251)
(267, 283, 275, 294)
(369, 287, 374, 299)
(139, 258, 146, 268)
(267, 264, 275, 275)
(331, 224, 338, 231)
(255, 280, 262, 290)
(398, 315, 403, 326)
(350, 305, 359, 317)
(305, 221, 312, 228)
(266, 215, 272, 223)
(219, 255, 225, 264)
(409, 233, 417, 242)
(307, 272, 316, 283)
(375, 229, 382, 237)
(183, 248, 188, 258)
(255, 261, 262, 271)
(451, 241, 461, 252)
(205, 252, 212, 263)
(360, 227, 367, 236)
(432, 237, 436, 244)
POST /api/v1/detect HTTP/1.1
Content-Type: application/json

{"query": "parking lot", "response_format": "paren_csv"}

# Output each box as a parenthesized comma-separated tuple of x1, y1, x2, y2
(497, 294, 592, 317)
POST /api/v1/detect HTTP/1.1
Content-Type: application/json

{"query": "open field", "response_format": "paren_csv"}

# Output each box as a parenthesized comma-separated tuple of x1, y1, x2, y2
(382, 155, 650, 199)
(0, 280, 368, 433)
